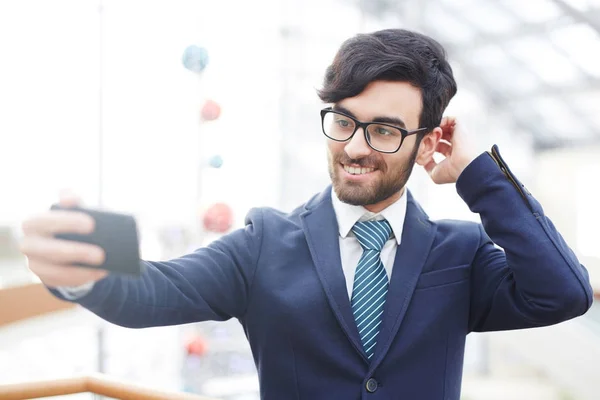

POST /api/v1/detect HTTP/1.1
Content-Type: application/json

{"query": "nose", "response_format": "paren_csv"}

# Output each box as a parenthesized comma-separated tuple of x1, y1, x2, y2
(344, 128, 372, 160)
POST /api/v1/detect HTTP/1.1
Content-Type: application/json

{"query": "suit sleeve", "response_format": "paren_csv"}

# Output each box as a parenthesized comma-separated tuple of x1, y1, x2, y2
(49, 208, 264, 328)
(457, 146, 593, 332)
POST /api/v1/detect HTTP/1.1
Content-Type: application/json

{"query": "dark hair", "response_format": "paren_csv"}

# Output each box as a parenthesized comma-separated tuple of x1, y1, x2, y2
(318, 29, 457, 139)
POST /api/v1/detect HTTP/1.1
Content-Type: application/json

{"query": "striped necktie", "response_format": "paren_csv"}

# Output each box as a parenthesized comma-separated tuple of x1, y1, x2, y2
(350, 219, 393, 360)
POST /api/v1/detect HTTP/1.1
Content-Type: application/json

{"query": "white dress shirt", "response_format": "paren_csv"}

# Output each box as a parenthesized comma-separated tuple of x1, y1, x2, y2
(331, 189, 408, 299)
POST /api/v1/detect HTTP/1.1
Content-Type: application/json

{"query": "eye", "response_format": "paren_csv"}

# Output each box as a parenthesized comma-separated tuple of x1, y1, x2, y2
(335, 119, 351, 128)
(369, 124, 402, 138)
(374, 126, 392, 136)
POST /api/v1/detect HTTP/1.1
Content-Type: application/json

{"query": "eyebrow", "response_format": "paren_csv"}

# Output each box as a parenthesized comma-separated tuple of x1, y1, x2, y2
(333, 105, 407, 129)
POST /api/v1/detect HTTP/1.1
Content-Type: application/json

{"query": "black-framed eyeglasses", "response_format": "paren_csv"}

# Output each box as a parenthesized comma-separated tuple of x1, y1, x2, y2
(320, 107, 429, 154)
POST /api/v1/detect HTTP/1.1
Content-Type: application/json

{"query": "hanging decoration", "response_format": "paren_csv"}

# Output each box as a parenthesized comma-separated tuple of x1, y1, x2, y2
(202, 202, 233, 233)
(182, 45, 209, 74)
(208, 155, 223, 169)
(200, 99, 222, 122)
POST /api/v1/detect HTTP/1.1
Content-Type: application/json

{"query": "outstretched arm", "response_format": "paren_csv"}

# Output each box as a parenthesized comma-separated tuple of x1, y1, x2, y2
(50, 209, 264, 328)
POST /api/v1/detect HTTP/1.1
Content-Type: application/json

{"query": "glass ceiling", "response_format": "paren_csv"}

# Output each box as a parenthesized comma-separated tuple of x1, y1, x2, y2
(359, 0, 600, 150)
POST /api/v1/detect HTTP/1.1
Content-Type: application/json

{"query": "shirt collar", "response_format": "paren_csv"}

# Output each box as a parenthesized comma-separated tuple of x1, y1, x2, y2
(331, 188, 407, 245)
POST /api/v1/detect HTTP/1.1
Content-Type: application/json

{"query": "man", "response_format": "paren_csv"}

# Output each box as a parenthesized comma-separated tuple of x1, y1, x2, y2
(20, 29, 593, 399)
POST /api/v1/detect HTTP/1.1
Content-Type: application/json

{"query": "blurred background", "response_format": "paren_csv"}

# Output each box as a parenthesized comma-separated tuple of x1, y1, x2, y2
(1, 0, 600, 399)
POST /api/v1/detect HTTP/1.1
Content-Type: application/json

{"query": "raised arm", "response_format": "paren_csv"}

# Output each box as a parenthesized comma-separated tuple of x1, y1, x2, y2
(458, 147, 593, 332)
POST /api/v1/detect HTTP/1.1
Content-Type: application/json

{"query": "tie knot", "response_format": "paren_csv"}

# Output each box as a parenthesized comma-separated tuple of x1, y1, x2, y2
(351, 220, 392, 251)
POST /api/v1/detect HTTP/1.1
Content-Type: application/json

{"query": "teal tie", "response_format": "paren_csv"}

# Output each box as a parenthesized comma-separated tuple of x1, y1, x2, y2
(350, 220, 393, 360)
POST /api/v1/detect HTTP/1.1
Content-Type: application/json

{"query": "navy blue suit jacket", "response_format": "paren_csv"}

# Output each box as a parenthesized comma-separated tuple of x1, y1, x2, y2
(53, 147, 593, 399)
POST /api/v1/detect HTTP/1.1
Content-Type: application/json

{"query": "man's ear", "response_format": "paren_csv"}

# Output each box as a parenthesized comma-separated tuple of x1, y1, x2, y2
(415, 127, 443, 166)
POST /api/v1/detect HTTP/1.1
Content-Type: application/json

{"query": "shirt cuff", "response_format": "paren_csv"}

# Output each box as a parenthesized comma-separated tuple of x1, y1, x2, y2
(54, 281, 96, 300)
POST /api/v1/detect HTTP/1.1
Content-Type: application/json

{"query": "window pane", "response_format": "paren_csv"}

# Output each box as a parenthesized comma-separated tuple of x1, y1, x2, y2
(460, 2, 519, 34)
(500, 0, 562, 23)
(508, 36, 580, 85)
(551, 24, 600, 78)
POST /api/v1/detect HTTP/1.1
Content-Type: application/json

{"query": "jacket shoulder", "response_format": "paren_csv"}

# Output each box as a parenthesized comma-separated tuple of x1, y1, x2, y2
(244, 190, 323, 226)
(433, 218, 484, 243)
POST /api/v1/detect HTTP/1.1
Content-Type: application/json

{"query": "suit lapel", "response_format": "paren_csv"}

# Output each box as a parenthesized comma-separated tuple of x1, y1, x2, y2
(300, 187, 367, 361)
(369, 191, 437, 369)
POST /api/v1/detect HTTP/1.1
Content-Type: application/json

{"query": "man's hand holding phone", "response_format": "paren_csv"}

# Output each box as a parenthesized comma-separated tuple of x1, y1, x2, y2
(19, 191, 141, 289)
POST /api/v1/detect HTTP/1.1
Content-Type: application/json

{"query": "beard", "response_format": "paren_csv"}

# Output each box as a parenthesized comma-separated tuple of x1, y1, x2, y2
(328, 145, 419, 207)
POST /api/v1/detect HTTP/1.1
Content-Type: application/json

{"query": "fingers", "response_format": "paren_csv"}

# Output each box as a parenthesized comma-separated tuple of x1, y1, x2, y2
(423, 158, 454, 184)
(436, 141, 452, 157)
(439, 117, 457, 141)
(22, 188, 91, 237)
(424, 141, 452, 175)
(27, 261, 108, 288)
(440, 116, 456, 128)
(441, 126, 455, 142)
(20, 236, 105, 266)
(19, 190, 109, 288)
(423, 157, 438, 175)
(59, 188, 83, 208)
(21, 210, 95, 237)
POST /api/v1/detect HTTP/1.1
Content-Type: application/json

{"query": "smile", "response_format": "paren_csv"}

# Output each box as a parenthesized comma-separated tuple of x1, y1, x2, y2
(342, 164, 376, 175)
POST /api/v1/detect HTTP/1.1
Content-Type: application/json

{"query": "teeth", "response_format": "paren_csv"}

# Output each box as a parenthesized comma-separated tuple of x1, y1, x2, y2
(343, 165, 375, 175)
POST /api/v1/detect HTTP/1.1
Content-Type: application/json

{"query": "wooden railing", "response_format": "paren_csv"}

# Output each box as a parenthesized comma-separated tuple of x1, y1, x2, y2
(0, 374, 212, 399)
(0, 282, 75, 327)
(0, 284, 214, 399)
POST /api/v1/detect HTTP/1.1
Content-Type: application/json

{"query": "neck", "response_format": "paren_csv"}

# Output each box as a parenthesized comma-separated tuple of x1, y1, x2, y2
(364, 188, 404, 213)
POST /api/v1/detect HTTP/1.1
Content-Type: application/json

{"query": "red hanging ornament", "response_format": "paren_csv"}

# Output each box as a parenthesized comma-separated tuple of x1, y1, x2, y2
(185, 335, 208, 356)
(200, 99, 221, 122)
(202, 202, 233, 233)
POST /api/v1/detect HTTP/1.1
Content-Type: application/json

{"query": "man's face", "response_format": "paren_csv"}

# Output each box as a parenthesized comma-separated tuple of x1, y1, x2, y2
(326, 80, 426, 212)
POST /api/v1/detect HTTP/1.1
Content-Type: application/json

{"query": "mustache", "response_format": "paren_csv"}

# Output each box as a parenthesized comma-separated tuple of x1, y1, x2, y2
(335, 153, 382, 169)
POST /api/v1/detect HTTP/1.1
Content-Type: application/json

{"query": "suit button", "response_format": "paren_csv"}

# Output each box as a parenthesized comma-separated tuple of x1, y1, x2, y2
(365, 378, 378, 393)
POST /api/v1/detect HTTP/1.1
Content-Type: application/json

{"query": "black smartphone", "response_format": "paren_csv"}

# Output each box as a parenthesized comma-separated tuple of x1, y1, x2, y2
(50, 204, 143, 276)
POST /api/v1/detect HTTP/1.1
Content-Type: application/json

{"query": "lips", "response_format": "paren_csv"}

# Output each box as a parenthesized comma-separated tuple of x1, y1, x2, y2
(342, 164, 376, 175)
